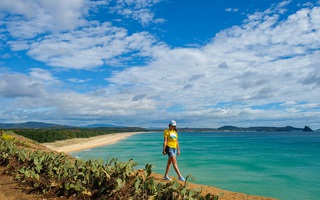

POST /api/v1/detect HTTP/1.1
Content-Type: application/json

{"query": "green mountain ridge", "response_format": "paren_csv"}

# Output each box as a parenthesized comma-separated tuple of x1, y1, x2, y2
(0, 121, 72, 129)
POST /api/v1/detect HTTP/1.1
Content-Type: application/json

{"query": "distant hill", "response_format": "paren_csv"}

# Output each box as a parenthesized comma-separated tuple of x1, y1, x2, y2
(0, 122, 126, 129)
(180, 125, 310, 132)
(0, 121, 71, 129)
(84, 123, 122, 128)
(245, 126, 304, 132)
(0, 122, 146, 132)
(217, 126, 242, 131)
(302, 126, 313, 132)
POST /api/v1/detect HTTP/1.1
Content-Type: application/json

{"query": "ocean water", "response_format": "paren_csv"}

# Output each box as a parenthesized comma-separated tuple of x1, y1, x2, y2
(70, 131, 320, 200)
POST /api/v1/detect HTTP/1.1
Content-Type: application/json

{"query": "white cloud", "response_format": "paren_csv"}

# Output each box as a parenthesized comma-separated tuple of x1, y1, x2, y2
(109, 0, 164, 26)
(25, 23, 157, 69)
(217, 62, 229, 69)
(2, 0, 163, 70)
(0, 53, 11, 59)
(67, 78, 92, 83)
(0, 0, 88, 38)
(0, 73, 47, 98)
(29, 68, 58, 82)
(225, 8, 239, 12)
(0, 68, 59, 100)
(281, 101, 297, 106)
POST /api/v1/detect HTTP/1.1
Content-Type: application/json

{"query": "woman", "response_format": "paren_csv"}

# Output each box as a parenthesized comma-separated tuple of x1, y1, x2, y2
(162, 120, 185, 181)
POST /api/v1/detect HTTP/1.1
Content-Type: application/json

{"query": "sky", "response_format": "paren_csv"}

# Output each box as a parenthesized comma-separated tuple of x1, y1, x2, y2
(0, 0, 320, 129)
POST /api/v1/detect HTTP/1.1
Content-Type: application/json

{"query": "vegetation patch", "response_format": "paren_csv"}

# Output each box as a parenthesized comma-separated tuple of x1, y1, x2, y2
(1, 130, 15, 141)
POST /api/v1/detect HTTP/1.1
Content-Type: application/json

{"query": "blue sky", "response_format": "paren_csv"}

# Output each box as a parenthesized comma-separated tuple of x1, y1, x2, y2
(1, 0, 320, 129)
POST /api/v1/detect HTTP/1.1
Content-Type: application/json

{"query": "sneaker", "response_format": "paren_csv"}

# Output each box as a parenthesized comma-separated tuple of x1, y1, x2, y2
(178, 176, 186, 181)
(164, 175, 171, 181)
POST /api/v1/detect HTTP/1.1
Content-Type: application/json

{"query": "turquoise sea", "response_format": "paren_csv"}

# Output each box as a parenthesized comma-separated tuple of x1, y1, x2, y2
(71, 131, 320, 200)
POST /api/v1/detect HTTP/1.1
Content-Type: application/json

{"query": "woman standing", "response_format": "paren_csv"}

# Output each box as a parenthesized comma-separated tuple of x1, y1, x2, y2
(162, 120, 185, 181)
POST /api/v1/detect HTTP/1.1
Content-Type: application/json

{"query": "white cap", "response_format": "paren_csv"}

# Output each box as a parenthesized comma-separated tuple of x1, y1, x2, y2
(170, 120, 177, 126)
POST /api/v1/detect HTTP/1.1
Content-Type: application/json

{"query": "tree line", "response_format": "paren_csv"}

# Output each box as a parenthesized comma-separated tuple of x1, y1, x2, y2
(9, 127, 148, 143)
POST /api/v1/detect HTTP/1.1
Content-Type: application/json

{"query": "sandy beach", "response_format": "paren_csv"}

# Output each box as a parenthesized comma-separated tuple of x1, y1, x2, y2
(43, 132, 145, 153)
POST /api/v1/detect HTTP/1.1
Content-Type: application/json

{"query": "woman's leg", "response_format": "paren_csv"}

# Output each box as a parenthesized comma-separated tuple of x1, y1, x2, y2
(171, 156, 183, 178)
(164, 157, 172, 177)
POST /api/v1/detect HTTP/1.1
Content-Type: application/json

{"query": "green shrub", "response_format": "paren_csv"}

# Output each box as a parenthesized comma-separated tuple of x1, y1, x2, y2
(1, 132, 15, 141)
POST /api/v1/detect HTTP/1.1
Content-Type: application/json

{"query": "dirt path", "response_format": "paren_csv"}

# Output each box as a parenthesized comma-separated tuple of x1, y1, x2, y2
(0, 166, 44, 200)
(150, 172, 276, 200)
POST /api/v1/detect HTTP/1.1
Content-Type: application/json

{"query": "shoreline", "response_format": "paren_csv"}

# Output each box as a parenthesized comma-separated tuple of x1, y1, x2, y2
(43, 131, 146, 153)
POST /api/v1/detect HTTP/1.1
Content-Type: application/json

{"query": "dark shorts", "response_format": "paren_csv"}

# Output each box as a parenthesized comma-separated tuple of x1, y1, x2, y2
(165, 146, 177, 157)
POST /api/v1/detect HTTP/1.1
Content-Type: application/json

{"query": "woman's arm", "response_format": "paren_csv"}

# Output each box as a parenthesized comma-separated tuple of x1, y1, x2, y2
(176, 140, 180, 156)
(163, 137, 167, 155)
